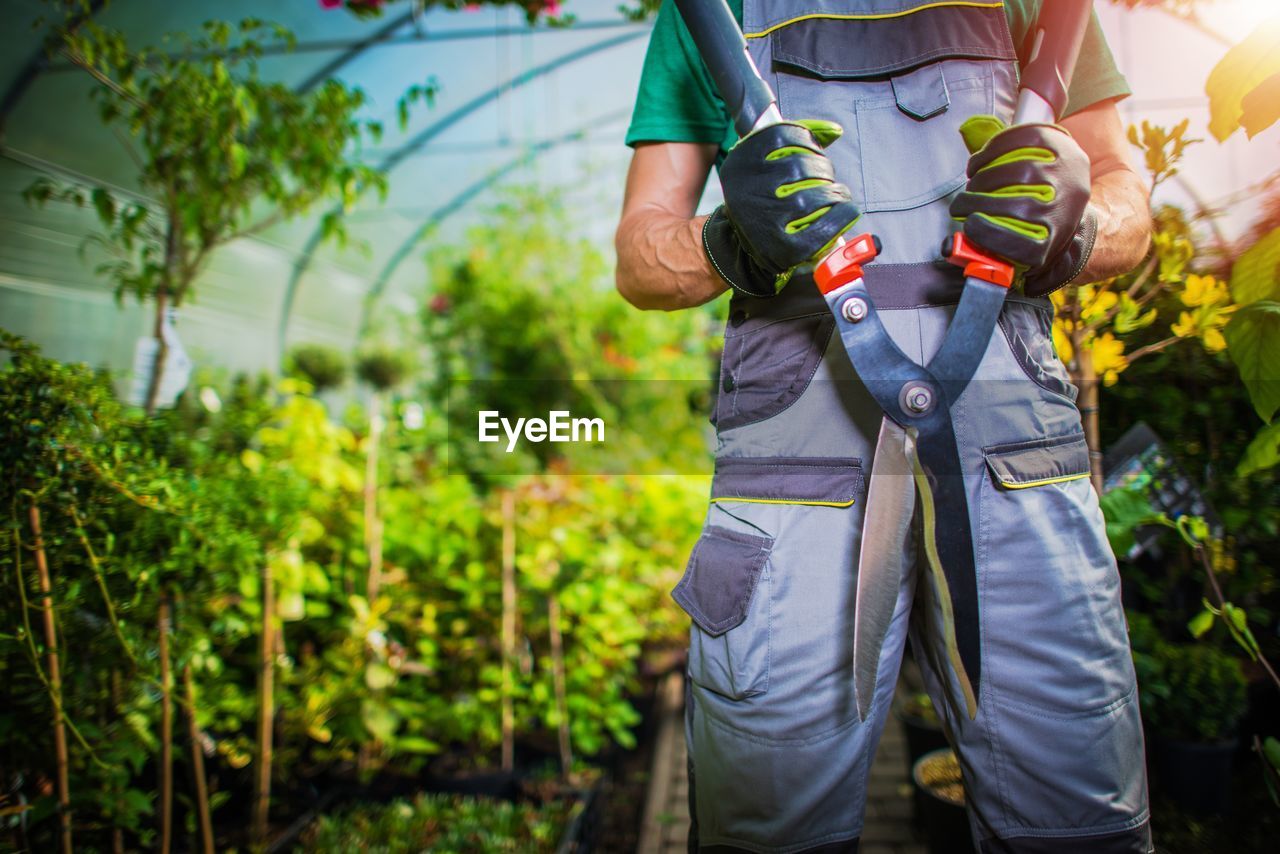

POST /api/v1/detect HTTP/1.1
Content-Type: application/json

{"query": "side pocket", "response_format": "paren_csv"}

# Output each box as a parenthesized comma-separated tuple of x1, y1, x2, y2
(673, 526, 774, 700)
(998, 298, 1079, 403)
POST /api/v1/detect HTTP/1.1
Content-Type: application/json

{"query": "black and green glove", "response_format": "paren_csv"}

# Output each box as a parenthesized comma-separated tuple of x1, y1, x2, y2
(704, 120, 862, 298)
(950, 117, 1097, 297)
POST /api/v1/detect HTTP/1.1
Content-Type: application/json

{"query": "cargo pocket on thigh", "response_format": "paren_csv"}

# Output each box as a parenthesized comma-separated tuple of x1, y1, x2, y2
(981, 433, 1136, 713)
(674, 526, 774, 700)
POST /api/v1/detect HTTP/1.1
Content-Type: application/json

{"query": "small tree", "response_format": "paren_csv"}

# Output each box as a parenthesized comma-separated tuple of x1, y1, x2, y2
(1050, 121, 1236, 490)
(25, 8, 385, 413)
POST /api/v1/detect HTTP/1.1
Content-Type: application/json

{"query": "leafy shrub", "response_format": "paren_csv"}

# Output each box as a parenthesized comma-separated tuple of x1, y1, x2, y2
(1141, 641, 1248, 743)
(300, 793, 573, 852)
(288, 344, 349, 392)
(356, 349, 411, 392)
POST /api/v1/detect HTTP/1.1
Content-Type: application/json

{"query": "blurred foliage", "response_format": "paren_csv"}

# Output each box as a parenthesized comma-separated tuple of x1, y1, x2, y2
(1051, 121, 1223, 395)
(323, 0, 574, 25)
(420, 188, 716, 477)
(356, 349, 412, 392)
(1138, 635, 1248, 743)
(0, 189, 711, 850)
(287, 343, 350, 393)
(1204, 16, 1280, 141)
(300, 792, 573, 852)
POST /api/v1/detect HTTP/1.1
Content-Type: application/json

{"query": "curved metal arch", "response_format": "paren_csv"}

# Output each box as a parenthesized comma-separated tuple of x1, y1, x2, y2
(275, 27, 649, 356)
(0, 0, 109, 138)
(356, 107, 631, 338)
(1, 5, 412, 134)
(296, 11, 417, 94)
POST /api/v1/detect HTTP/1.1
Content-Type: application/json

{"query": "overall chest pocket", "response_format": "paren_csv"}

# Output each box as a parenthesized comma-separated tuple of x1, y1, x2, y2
(763, 2, 1015, 212)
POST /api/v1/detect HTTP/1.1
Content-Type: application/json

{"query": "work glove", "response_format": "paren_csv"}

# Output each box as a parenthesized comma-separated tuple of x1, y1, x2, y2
(704, 120, 862, 298)
(949, 116, 1097, 297)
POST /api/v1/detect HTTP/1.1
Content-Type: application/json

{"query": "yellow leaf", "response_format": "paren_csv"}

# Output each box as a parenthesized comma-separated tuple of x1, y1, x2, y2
(1172, 310, 1197, 338)
(1206, 17, 1280, 142)
(240, 448, 264, 472)
(1181, 274, 1228, 307)
(1089, 333, 1128, 386)
(1082, 288, 1118, 322)
(1241, 71, 1280, 138)
(1052, 319, 1074, 364)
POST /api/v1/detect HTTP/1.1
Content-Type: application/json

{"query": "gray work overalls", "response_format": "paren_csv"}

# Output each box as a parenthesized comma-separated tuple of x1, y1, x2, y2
(671, 2, 1152, 851)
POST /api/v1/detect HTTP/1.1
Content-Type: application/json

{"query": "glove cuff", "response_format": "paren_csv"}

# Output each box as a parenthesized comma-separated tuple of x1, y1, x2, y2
(1022, 206, 1099, 298)
(702, 207, 783, 299)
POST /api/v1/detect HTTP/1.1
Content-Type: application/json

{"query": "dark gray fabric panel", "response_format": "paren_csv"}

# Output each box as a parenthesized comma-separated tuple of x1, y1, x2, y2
(983, 433, 1090, 487)
(711, 456, 864, 504)
(980, 822, 1153, 854)
(716, 310, 834, 431)
(773, 5, 1016, 80)
(729, 263, 970, 325)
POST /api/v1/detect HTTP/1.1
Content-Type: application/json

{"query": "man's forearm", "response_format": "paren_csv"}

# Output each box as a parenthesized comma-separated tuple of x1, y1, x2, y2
(615, 209, 728, 311)
(1075, 165, 1152, 284)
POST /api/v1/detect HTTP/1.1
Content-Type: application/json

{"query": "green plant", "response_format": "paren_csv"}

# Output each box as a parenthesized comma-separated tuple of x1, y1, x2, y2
(288, 344, 349, 393)
(1143, 642, 1247, 743)
(355, 349, 411, 393)
(300, 792, 574, 852)
(1050, 121, 1233, 490)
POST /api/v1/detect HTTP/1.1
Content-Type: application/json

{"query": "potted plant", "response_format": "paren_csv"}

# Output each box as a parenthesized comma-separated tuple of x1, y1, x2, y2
(911, 748, 975, 854)
(1142, 641, 1247, 815)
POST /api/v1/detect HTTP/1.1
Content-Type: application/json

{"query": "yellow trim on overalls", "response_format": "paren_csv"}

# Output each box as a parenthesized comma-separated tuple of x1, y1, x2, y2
(996, 471, 1090, 490)
(710, 497, 857, 507)
(744, 1, 1006, 39)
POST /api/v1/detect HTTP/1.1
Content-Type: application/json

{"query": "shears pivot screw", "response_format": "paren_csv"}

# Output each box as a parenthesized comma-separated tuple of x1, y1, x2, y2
(903, 385, 933, 414)
(841, 296, 868, 323)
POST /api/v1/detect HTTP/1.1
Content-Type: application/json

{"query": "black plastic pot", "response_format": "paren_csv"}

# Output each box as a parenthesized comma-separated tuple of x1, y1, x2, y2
(555, 778, 602, 854)
(1152, 736, 1237, 816)
(911, 748, 975, 854)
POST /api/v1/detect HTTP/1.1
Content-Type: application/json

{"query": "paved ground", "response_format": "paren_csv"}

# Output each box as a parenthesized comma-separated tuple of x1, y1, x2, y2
(637, 673, 926, 854)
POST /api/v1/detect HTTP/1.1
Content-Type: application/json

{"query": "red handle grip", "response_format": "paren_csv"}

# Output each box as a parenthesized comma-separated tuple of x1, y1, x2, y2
(815, 233, 881, 294)
(943, 233, 1015, 288)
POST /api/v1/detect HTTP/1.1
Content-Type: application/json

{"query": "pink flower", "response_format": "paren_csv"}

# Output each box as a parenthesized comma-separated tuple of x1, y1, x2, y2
(544, 1, 562, 15)
(319, 0, 343, 8)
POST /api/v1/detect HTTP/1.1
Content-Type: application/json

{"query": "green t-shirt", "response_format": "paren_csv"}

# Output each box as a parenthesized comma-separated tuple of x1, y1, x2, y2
(625, 0, 1131, 153)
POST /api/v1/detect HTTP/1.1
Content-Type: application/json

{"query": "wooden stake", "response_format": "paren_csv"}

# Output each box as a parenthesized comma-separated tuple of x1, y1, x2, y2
(157, 597, 173, 854)
(364, 391, 384, 602)
(357, 392, 385, 777)
(251, 558, 276, 851)
(500, 488, 517, 773)
(110, 670, 124, 854)
(548, 593, 572, 778)
(29, 503, 72, 854)
(183, 664, 215, 854)
(1077, 361, 1103, 494)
